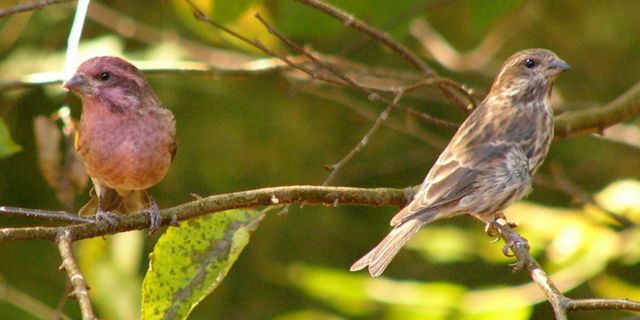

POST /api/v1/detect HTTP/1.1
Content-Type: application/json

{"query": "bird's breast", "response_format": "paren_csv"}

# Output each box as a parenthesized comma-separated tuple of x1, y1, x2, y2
(77, 107, 175, 191)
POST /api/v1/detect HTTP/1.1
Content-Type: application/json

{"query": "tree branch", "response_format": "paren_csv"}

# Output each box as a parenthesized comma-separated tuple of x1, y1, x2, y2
(494, 221, 640, 318)
(555, 81, 640, 139)
(0, 185, 411, 241)
(293, 0, 435, 78)
(56, 231, 96, 320)
(0, 206, 94, 223)
(293, 0, 476, 114)
(0, 0, 73, 19)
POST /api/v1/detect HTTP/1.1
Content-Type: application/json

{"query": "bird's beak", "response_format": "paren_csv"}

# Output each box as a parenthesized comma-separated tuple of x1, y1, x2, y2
(544, 58, 571, 77)
(64, 74, 90, 94)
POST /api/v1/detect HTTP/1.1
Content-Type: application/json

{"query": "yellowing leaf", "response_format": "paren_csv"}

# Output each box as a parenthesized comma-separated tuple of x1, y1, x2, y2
(142, 209, 264, 320)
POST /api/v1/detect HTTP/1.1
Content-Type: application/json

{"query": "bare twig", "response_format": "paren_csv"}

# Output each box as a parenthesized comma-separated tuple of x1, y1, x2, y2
(299, 85, 449, 147)
(555, 81, 640, 139)
(323, 92, 403, 185)
(410, 2, 540, 73)
(56, 231, 96, 320)
(0, 206, 94, 223)
(186, 2, 460, 130)
(566, 298, 640, 312)
(0, 280, 72, 320)
(293, 0, 435, 78)
(494, 221, 640, 318)
(534, 165, 635, 227)
(293, 0, 476, 114)
(0, 0, 73, 19)
(0, 185, 410, 241)
(494, 221, 568, 319)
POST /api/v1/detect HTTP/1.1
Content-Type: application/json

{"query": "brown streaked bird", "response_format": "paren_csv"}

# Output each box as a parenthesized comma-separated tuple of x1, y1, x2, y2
(351, 49, 570, 277)
(64, 56, 176, 233)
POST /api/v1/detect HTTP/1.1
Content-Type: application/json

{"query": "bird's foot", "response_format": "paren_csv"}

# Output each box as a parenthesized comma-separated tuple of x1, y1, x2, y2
(144, 193, 162, 235)
(95, 209, 121, 228)
(485, 218, 529, 258)
(501, 230, 530, 258)
(170, 213, 180, 227)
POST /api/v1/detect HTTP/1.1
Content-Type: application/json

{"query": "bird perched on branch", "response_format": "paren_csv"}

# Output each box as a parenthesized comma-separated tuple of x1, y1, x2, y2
(64, 56, 176, 233)
(351, 48, 570, 277)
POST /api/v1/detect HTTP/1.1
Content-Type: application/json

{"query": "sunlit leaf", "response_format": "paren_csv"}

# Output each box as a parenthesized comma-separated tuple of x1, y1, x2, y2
(0, 119, 21, 158)
(142, 209, 264, 320)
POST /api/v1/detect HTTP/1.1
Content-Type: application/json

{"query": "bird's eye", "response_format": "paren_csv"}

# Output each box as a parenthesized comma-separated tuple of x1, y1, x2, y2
(524, 59, 537, 68)
(98, 72, 111, 81)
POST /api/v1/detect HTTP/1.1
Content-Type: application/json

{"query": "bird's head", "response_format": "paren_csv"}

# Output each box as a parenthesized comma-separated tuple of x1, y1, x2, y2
(64, 56, 151, 112)
(489, 49, 570, 105)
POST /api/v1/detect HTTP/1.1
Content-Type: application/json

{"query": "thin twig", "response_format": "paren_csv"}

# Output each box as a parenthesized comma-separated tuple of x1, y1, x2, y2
(0, 206, 94, 223)
(255, 13, 464, 129)
(323, 92, 403, 185)
(293, 0, 476, 114)
(494, 221, 570, 319)
(0, 281, 72, 320)
(566, 298, 640, 312)
(299, 85, 448, 147)
(0, 0, 74, 19)
(56, 231, 96, 320)
(535, 165, 635, 227)
(493, 221, 640, 318)
(293, 0, 434, 78)
(555, 80, 640, 139)
(186, 2, 459, 130)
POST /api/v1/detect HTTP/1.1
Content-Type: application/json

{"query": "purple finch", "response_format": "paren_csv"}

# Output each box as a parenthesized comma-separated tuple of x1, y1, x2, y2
(64, 56, 176, 233)
(351, 48, 570, 276)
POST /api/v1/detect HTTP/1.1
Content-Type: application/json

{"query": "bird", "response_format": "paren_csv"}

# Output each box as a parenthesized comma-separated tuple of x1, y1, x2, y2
(64, 56, 176, 233)
(350, 48, 570, 277)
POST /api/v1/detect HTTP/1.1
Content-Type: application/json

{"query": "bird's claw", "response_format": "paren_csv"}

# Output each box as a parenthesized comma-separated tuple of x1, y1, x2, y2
(484, 222, 502, 242)
(95, 210, 121, 227)
(502, 232, 530, 258)
(144, 193, 162, 235)
(170, 214, 180, 227)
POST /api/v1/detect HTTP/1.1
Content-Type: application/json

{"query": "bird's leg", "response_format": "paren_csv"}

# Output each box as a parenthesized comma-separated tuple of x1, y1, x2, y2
(144, 192, 162, 234)
(485, 213, 529, 258)
(93, 185, 120, 227)
(95, 196, 121, 228)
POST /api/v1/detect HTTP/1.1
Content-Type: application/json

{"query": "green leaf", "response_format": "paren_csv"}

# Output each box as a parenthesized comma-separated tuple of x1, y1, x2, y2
(141, 209, 264, 320)
(0, 119, 21, 158)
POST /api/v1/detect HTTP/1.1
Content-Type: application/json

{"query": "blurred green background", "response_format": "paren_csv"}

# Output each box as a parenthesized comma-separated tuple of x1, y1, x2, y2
(1, 0, 640, 319)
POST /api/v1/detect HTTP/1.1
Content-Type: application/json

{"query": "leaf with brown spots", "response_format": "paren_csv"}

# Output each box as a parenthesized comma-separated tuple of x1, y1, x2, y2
(142, 209, 264, 320)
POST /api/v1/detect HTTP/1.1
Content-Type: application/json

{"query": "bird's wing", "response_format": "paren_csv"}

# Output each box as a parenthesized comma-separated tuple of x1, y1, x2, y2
(390, 105, 526, 226)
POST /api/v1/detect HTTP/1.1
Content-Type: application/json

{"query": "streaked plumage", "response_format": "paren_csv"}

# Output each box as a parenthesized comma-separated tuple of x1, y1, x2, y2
(351, 49, 570, 277)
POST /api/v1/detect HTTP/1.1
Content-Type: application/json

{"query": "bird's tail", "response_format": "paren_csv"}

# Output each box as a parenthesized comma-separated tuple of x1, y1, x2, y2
(350, 218, 429, 277)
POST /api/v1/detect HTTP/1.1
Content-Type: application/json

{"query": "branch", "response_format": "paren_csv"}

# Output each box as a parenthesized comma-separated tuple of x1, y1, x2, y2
(555, 81, 640, 139)
(494, 221, 640, 318)
(0, 206, 94, 223)
(293, 0, 435, 78)
(0, 0, 73, 19)
(293, 0, 475, 114)
(0, 281, 72, 320)
(566, 298, 640, 312)
(56, 231, 96, 320)
(0, 185, 411, 241)
(322, 93, 401, 185)
(185, 2, 461, 130)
